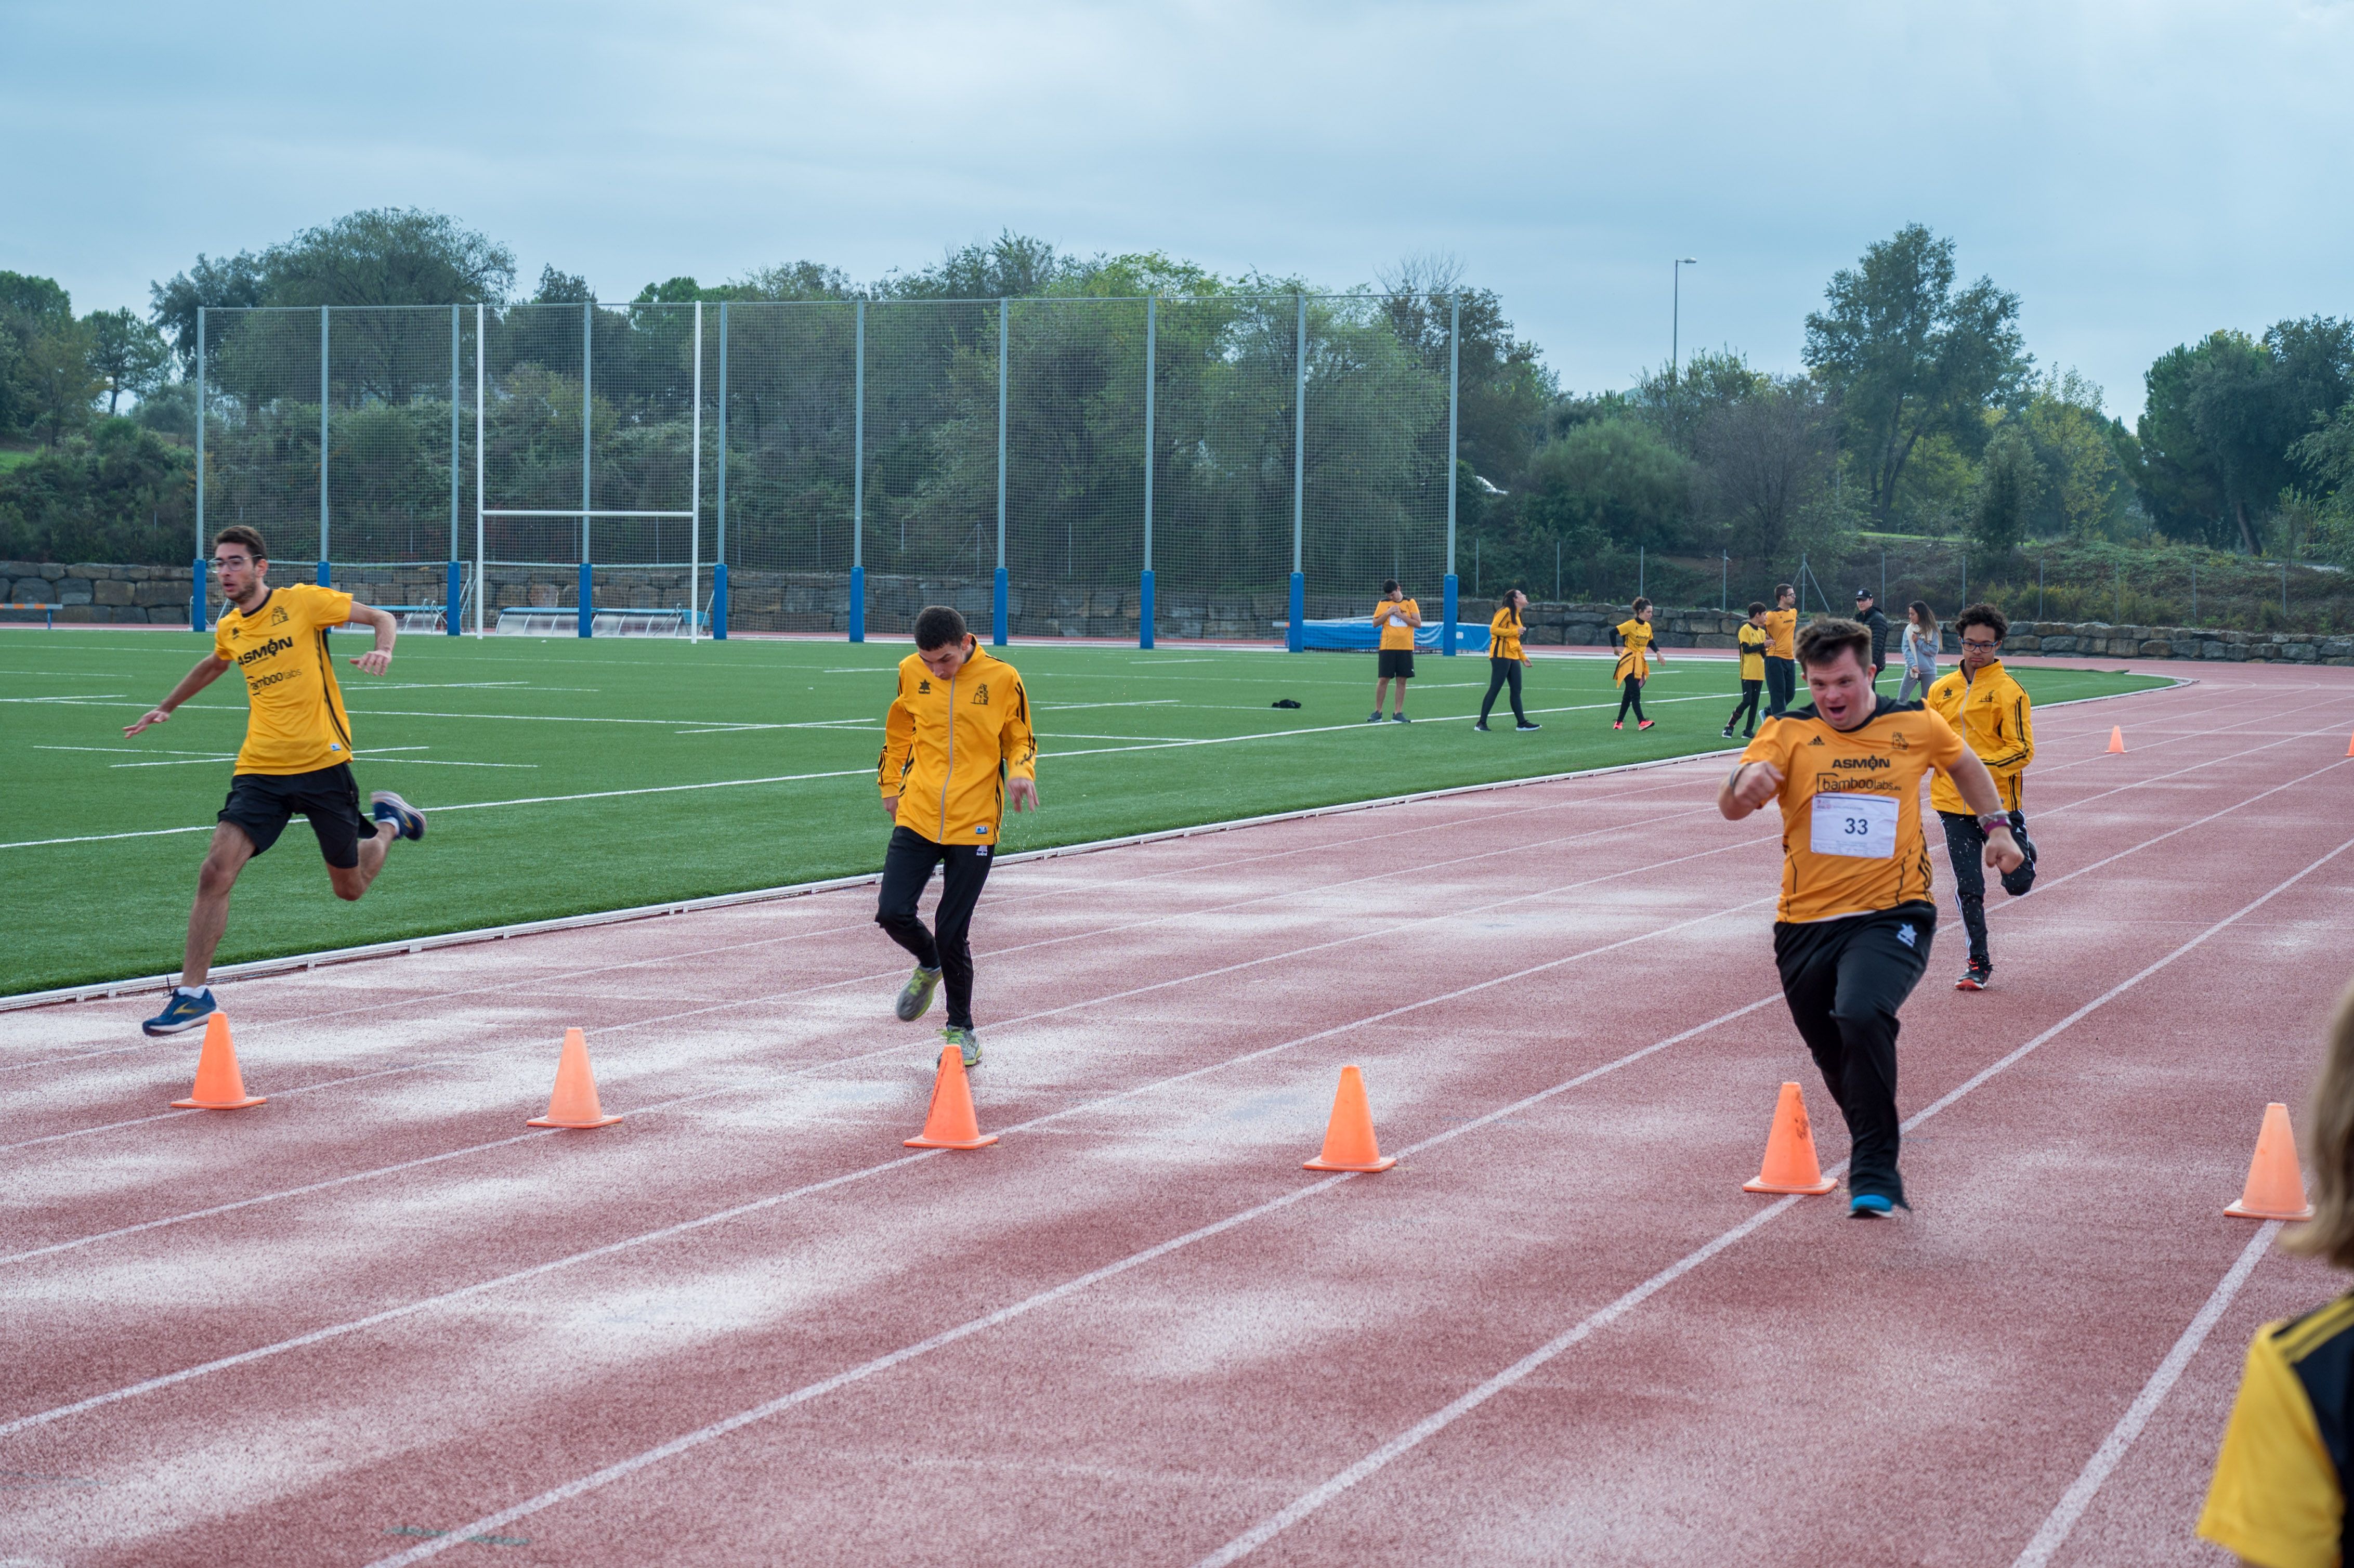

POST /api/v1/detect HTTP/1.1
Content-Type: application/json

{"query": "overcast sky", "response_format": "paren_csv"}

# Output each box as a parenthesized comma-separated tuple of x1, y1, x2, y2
(7, 1, 2349, 417)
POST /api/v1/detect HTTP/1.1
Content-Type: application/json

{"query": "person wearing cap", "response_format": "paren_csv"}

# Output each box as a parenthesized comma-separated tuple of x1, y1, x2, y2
(1855, 589, 1891, 686)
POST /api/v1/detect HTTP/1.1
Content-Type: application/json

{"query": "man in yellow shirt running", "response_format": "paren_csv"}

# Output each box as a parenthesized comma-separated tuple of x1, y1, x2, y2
(1720, 618, 2022, 1216)
(1369, 579, 1421, 723)
(1925, 602, 2038, 991)
(876, 604, 1039, 1067)
(124, 526, 425, 1037)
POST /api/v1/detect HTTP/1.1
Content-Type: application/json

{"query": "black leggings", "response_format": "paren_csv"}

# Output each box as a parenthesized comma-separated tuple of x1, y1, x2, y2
(875, 825, 995, 1029)
(1725, 679, 1761, 735)
(1478, 658, 1526, 724)
(1616, 675, 1646, 723)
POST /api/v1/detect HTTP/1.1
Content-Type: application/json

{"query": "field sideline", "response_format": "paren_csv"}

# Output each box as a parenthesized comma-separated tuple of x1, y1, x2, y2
(0, 630, 2167, 996)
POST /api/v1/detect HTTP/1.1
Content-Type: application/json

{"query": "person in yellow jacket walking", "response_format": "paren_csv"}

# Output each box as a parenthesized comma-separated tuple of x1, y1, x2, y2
(1474, 588, 1539, 731)
(1925, 602, 2036, 991)
(875, 605, 1038, 1066)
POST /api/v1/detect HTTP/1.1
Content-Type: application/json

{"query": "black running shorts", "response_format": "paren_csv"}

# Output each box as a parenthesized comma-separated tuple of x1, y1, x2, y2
(218, 763, 369, 868)
(1377, 648, 1416, 680)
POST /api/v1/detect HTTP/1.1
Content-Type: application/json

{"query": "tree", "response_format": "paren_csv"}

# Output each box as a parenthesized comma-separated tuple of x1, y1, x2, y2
(1972, 422, 2042, 556)
(84, 308, 171, 415)
(147, 252, 265, 371)
(1692, 376, 1845, 563)
(1377, 256, 1557, 495)
(1520, 416, 1691, 554)
(1802, 224, 2029, 524)
(1631, 348, 1769, 458)
(1, 270, 78, 438)
(2136, 319, 2354, 553)
(2018, 369, 2128, 539)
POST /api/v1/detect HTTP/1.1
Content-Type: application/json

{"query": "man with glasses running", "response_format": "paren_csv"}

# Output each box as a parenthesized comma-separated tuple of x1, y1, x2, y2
(1925, 603, 2038, 991)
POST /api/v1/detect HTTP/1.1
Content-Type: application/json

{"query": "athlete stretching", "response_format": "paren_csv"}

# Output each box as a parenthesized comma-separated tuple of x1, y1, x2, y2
(126, 527, 426, 1037)
(1719, 618, 2021, 1217)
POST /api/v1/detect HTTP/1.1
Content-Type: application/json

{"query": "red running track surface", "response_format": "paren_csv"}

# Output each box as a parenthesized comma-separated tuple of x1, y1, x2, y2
(4, 662, 2352, 1567)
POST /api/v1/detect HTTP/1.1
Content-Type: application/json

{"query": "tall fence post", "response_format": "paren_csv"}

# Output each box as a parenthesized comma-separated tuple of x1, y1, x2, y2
(579, 300, 594, 638)
(1140, 294, 1155, 650)
(2191, 558, 2198, 624)
(192, 306, 206, 633)
(848, 297, 864, 644)
(1289, 294, 1306, 653)
(317, 305, 330, 586)
(1442, 292, 1460, 656)
(1639, 544, 1645, 599)
(1721, 551, 1728, 611)
(689, 299, 702, 645)
(714, 300, 729, 639)
(474, 304, 485, 638)
(993, 296, 1009, 646)
(447, 304, 462, 634)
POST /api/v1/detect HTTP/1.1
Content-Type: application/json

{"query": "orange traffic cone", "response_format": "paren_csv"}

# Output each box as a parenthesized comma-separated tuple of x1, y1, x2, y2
(905, 1043, 998, 1149)
(527, 1027, 621, 1129)
(2107, 725, 2126, 754)
(2344, 729, 2353, 759)
(171, 1011, 266, 1109)
(1742, 1081, 1837, 1195)
(1303, 1064, 1397, 1172)
(2226, 1102, 2314, 1220)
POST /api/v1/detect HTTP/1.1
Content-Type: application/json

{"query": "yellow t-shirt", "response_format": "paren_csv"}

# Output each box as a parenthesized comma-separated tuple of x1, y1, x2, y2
(212, 583, 356, 775)
(2200, 1297, 2354, 1568)
(1737, 623, 1767, 682)
(1763, 607, 1798, 660)
(1736, 699, 1967, 923)
(1377, 598, 1420, 651)
(1613, 618, 1654, 683)
(1488, 607, 1525, 662)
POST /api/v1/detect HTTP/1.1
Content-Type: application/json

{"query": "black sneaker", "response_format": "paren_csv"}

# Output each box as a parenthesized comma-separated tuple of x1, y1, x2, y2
(1366, 710, 1382, 724)
(1391, 713, 1410, 723)
(1472, 720, 1489, 731)
(1721, 725, 1735, 739)
(1955, 959, 1992, 991)
(1515, 722, 1540, 731)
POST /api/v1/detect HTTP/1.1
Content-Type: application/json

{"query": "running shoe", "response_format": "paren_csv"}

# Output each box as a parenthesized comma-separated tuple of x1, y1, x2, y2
(142, 986, 217, 1037)
(1472, 721, 1489, 731)
(1391, 713, 1411, 723)
(1613, 720, 1624, 730)
(1637, 718, 1655, 731)
(895, 964, 942, 1022)
(1515, 721, 1541, 731)
(942, 1025, 981, 1069)
(1955, 959, 1992, 991)
(1366, 710, 1382, 724)
(368, 790, 426, 842)
(1850, 1193, 1894, 1219)
(1721, 725, 1735, 739)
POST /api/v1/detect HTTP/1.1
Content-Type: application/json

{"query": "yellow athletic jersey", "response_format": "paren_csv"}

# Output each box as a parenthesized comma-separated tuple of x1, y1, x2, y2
(211, 583, 356, 776)
(2199, 1296, 2354, 1568)
(1737, 623, 1767, 681)
(1377, 598, 1420, 651)
(1488, 607, 1525, 662)
(1737, 698, 1967, 923)
(876, 647, 1037, 848)
(1763, 607, 1798, 660)
(1613, 618, 1654, 683)
(1925, 659, 2034, 815)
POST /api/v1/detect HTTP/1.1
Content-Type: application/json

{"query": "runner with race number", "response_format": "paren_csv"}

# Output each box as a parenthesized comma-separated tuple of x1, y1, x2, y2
(1718, 617, 2021, 1218)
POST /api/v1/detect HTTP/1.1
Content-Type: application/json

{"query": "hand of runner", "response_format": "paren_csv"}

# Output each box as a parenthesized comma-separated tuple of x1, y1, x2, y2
(349, 650, 393, 676)
(123, 707, 170, 737)
(881, 794, 899, 821)
(1984, 826, 2025, 876)
(1008, 777, 1039, 813)
(1730, 761, 1782, 811)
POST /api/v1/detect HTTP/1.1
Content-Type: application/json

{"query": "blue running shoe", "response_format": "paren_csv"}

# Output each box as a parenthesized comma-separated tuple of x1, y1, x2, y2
(369, 790, 426, 841)
(1850, 1193, 1894, 1219)
(142, 987, 217, 1037)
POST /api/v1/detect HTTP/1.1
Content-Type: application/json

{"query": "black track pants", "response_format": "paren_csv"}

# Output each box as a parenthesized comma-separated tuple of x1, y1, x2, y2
(1773, 903, 1935, 1207)
(1616, 675, 1646, 723)
(1763, 656, 1797, 717)
(1725, 680, 1761, 735)
(1478, 658, 1526, 725)
(875, 825, 994, 1029)
(1938, 809, 2030, 966)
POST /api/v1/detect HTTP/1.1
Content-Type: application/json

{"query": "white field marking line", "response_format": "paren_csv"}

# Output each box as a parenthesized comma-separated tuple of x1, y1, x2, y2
(2008, 1221, 2283, 1568)
(346, 758, 539, 769)
(0, 694, 126, 702)
(34, 745, 236, 757)
(1132, 657, 1214, 663)
(0, 1059, 465, 1157)
(1194, 830, 2354, 1568)
(0, 889, 1785, 1441)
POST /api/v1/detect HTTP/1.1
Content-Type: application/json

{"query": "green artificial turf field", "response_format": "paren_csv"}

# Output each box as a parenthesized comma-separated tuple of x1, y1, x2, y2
(0, 630, 2169, 995)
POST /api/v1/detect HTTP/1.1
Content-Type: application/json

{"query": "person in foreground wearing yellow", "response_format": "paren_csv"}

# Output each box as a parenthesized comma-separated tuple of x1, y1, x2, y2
(1610, 596, 1666, 730)
(1474, 587, 1539, 732)
(2201, 976, 2354, 1568)
(123, 526, 425, 1038)
(1926, 602, 2038, 992)
(875, 604, 1038, 1068)
(1719, 618, 2022, 1217)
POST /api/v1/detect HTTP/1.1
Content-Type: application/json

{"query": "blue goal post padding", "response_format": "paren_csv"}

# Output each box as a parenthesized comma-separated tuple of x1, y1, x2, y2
(1279, 618, 1490, 653)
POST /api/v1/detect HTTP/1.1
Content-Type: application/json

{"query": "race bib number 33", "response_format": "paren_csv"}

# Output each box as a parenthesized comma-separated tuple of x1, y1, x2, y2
(1810, 792, 1899, 859)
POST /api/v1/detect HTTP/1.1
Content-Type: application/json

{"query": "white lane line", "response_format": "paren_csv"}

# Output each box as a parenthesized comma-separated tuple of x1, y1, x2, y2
(2009, 1221, 2281, 1568)
(0, 695, 126, 703)
(1191, 830, 2354, 1566)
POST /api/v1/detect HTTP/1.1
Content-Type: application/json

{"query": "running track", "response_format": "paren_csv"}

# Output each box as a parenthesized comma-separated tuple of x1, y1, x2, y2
(4, 660, 2352, 1566)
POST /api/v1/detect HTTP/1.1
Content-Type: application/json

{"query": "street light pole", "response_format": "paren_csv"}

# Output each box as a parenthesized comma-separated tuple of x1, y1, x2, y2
(1672, 257, 1698, 382)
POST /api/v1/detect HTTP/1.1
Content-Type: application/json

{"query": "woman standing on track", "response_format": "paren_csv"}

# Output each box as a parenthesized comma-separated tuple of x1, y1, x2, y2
(1475, 589, 1539, 732)
(2201, 976, 2354, 1564)
(1611, 597, 1665, 731)
(1897, 600, 1940, 702)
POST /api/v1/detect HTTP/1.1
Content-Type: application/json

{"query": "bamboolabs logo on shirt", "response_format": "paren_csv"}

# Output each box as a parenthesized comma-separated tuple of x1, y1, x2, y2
(234, 635, 295, 667)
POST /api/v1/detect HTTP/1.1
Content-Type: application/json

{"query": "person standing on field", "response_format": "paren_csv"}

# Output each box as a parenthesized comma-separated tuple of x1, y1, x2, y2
(1718, 618, 2023, 1217)
(1369, 579, 1420, 723)
(1610, 597, 1666, 730)
(1762, 583, 1799, 718)
(1897, 600, 1940, 703)
(1925, 602, 2037, 992)
(875, 604, 1038, 1068)
(1475, 588, 1539, 731)
(1722, 600, 1769, 740)
(1855, 589, 1891, 684)
(123, 526, 427, 1038)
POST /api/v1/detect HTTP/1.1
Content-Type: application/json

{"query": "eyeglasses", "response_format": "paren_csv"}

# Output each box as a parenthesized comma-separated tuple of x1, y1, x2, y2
(1960, 638, 2000, 651)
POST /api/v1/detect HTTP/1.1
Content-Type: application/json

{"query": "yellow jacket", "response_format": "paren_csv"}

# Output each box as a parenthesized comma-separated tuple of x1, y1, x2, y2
(1488, 607, 1525, 662)
(877, 647, 1037, 847)
(1925, 659, 2034, 813)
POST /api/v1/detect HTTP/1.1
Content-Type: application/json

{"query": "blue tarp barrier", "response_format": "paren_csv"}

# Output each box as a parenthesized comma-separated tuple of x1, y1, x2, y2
(1280, 618, 1489, 653)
